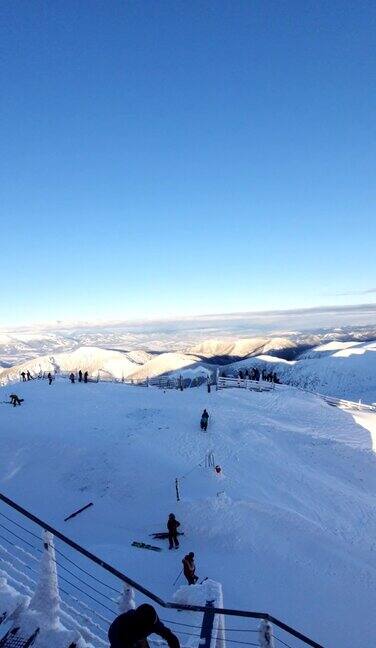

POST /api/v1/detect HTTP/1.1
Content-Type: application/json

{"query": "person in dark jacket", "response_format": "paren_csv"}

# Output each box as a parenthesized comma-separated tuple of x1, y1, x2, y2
(26, 370, 33, 381)
(84, 371, 89, 383)
(108, 604, 180, 648)
(167, 513, 180, 550)
(69, 373, 75, 384)
(10, 394, 23, 407)
(47, 372, 53, 385)
(200, 409, 209, 431)
(182, 552, 198, 585)
(78, 369, 83, 383)
(20, 371, 26, 382)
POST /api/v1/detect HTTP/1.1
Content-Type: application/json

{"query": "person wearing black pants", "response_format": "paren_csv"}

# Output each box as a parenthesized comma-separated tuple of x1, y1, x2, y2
(167, 513, 180, 550)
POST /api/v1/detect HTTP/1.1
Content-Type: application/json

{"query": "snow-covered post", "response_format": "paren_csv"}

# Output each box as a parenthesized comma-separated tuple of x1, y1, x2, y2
(29, 531, 60, 629)
(215, 368, 220, 390)
(173, 579, 225, 648)
(118, 585, 136, 614)
(258, 619, 275, 647)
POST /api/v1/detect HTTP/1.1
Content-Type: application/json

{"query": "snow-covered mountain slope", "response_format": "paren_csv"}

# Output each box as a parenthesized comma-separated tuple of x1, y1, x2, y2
(189, 337, 296, 359)
(224, 340, 376, 403)
(0, 346, 143, 384)
(1, 380, 375, 647)
(127, 352, 206, 381)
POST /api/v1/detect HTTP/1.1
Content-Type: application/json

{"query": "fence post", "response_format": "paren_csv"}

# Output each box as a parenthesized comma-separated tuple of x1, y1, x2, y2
(29, 531, 60, 629)
(216, 369, 219, 390)
(118, 585, 136, 613)
(258, 619, 275, 647)
(200, 600, 215, 648)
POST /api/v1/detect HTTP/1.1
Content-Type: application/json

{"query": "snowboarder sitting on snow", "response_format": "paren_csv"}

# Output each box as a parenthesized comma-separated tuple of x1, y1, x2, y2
(10, 394, 23, 407)
(200, 409, 209, 431)
(167, 513, 180, 550)
(182, 552, 198, 585)
(69, 373, 75, 383)
(108, 604, 180, 648)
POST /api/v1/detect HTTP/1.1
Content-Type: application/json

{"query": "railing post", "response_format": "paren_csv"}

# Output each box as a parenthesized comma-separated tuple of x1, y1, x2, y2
(29, 531, 60, 629)
(200, 600, 215, 648)
(118, 585, 136, 613)
(258, 619, 275, 647)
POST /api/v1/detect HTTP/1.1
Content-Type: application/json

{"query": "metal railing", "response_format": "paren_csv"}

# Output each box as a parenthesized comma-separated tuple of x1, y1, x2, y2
(0, 492, 324, 648)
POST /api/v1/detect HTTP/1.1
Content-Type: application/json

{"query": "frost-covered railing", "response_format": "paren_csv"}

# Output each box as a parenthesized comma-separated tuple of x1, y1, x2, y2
(0, 492, 324, 648)
(217, 377, 275, 392)
(217, 375, 376, 412)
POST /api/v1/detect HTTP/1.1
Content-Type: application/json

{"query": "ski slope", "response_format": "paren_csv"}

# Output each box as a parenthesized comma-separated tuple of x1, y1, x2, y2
(1, 380, 376, 647)
(224, 340, 376, 403)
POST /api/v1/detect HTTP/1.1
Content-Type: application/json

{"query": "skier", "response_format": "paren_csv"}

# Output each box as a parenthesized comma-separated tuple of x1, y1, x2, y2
(10, 394, 23, 407)
(47, 372, 53, 385)
(182, 552, 198, 585)
(78, 369, 83, 383)
(20, 371, 26, 382)
(167, 513, 180, 550)
(84, 371, 88, 383)
(26, 370, 33, 381)
(200, 409, 209, 431)
(69, 373, 75, 384)
(108, 603, 180, 648)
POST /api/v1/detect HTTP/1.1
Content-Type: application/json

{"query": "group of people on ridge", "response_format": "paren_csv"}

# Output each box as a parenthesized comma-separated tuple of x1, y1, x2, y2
(20, 370, 33, 382)
(69, 370, 89, 383)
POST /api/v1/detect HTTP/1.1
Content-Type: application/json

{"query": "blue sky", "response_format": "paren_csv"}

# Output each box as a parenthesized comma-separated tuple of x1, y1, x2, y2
(1, 0, 375, 325)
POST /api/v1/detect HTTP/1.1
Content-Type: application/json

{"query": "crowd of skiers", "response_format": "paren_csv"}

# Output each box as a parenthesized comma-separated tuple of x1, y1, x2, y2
(220, 367, 280, 383)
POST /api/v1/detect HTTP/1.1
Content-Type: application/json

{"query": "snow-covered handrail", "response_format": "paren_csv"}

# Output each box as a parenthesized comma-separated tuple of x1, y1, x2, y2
(218, 375, 376, 412)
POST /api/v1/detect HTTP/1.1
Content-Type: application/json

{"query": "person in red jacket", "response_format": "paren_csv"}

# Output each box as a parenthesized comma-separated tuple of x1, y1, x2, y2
(108, 604, 180, 648)
(167, 513, 180, 550)
(182, 552, 198, 585)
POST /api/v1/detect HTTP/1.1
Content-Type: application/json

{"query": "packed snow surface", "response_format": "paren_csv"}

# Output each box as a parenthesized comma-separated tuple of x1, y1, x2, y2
(1, 380, 376, 647)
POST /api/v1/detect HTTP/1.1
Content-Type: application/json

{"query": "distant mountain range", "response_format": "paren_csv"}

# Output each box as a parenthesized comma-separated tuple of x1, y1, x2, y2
(1, 325, 375, 403)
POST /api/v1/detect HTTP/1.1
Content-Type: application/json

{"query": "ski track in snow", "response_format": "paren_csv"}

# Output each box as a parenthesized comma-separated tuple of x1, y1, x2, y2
(0, 380, 376, 647)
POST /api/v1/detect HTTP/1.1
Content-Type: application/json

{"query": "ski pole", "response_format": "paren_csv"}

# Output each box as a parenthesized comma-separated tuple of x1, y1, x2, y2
(173, 569, 183, 586)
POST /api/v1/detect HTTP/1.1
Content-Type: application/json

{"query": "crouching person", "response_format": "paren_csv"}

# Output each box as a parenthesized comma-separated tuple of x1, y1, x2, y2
(109, 603, 180, 648)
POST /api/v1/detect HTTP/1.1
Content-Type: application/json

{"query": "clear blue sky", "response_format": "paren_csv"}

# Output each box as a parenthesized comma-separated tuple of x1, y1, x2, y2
(1, 0, 375, 325)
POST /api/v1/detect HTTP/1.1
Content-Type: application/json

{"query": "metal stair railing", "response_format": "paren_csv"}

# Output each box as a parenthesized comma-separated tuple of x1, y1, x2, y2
(0, 492, 324, 648)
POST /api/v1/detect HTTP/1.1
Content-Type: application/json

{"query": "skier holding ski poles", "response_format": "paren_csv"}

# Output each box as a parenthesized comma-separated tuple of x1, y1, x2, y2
(182, 552, 199, 585)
